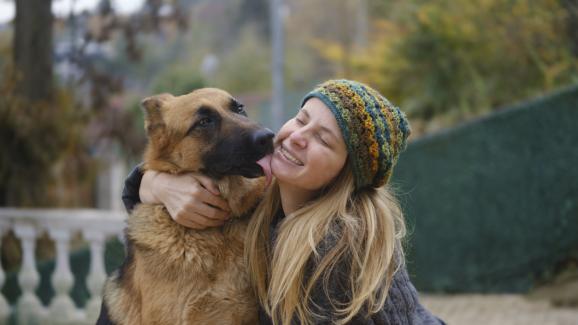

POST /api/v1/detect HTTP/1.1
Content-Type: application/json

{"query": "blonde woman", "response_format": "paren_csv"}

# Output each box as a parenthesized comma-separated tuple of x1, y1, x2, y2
(123, 80, 445, 324)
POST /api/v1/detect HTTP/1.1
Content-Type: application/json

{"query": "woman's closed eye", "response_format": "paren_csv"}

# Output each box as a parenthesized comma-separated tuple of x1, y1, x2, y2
(316, 133, 330, 146)
(295, 115, 331, 147)
(295, 115, 306, 126)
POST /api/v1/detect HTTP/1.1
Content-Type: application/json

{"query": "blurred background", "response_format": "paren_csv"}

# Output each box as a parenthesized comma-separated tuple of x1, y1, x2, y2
(0, 0, 577, 324)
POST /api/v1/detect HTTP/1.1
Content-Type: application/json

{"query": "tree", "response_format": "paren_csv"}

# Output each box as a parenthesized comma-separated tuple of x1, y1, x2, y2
(13, 0, 53, 101)
(0, 0, 74, 206)
(347, 0, 578, 133)
(0, 0, 190, 206)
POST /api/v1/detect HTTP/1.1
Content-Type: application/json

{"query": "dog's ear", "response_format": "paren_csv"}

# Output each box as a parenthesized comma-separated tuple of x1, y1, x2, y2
(141, 93, 173, 137)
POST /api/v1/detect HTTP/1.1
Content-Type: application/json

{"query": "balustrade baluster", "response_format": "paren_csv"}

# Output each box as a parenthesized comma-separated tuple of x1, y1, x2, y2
(83, 230, 107, 322)
(14, 223, 45, 325)
(0, 208, 125, 323)
(47, 228, 80, 324)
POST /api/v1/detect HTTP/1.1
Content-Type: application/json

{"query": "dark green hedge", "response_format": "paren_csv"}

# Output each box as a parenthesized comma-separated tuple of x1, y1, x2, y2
(393, 85, 578, 292)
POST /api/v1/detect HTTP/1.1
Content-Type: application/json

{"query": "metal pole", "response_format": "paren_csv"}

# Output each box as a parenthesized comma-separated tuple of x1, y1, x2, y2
(270, 0, 284, 131)
(355, 0, 368, 50)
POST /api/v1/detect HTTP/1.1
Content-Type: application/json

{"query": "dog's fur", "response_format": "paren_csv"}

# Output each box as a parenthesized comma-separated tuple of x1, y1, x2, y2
(98, 88, 273, 325)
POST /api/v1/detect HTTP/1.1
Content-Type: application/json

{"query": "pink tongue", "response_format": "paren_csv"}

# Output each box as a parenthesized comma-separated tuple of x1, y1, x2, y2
(256, 154, 273, 188)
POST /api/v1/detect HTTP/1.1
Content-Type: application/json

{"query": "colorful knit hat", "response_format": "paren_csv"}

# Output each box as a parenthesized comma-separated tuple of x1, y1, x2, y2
(301, 79, 411, 190)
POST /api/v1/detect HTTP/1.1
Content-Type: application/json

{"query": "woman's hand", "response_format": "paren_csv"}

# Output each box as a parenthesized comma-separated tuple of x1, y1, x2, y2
(140, 171, 231, 229)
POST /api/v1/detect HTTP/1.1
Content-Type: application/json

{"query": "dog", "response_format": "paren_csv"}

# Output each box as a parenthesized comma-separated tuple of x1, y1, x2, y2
(97, 88, 274, 325)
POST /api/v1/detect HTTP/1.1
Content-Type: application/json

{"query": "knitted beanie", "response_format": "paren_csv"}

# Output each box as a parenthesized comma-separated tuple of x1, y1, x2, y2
(301, 79, 411, 190)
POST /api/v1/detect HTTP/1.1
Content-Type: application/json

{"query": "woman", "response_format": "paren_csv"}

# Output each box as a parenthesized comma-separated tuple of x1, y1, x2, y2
(123, 80, 444, 324)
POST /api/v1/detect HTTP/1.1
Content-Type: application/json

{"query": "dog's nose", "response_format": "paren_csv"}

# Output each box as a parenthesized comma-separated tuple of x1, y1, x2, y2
(252, 129, 275, 151)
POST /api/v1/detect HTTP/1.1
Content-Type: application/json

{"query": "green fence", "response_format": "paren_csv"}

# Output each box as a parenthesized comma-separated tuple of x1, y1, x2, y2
(393, 85, 578, 292)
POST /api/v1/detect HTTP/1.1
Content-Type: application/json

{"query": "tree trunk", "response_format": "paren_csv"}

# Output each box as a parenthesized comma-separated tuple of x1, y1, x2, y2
(13, 0, 54, 102)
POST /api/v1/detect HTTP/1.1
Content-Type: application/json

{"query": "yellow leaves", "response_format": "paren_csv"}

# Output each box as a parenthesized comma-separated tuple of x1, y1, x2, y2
(373, 19, 397, 33)
(544, 61, 572, 89)
(512, 0, 530, 17)
(345, 18, 407, 91)
(309, 38, 347, 63)
(416, 7, 431, 25)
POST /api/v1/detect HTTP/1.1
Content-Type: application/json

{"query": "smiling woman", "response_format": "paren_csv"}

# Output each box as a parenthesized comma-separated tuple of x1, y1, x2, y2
(244, 80, 440, 325)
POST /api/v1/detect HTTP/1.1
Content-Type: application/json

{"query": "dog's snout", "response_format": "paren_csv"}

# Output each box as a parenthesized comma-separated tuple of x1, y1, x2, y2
(252, 129, 275, 151)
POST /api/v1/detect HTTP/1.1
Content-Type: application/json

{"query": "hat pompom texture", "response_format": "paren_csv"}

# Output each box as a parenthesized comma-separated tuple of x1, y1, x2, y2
(301, 79, 411, 190)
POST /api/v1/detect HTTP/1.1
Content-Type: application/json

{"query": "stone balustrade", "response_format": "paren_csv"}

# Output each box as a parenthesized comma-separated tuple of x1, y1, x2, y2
(0, 208, 125, 325)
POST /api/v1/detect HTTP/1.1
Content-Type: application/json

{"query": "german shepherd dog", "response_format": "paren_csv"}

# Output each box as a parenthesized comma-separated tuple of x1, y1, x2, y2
(97, 88, 274, 325)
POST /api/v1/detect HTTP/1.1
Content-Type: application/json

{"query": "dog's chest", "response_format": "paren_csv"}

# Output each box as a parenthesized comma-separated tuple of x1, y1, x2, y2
(127, 204, 246, 274)
(122, 204, 255, 324)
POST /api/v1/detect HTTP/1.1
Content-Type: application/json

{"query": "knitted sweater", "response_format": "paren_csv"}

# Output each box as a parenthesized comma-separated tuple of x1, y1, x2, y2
(122, 167, 445, 325)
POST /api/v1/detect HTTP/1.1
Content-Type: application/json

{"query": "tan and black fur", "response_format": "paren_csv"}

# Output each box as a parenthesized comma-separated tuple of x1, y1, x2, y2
(98, 88, 274, 325)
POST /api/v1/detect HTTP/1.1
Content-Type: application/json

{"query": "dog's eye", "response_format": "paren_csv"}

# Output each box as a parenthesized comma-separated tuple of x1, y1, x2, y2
(186, 117, 214, 135)
(233, 104, 246, 115)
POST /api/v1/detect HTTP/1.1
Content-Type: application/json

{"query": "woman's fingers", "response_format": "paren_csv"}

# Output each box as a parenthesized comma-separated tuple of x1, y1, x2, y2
(189, 174, 231, 213)
(195, 190, 230, 216)
(193, 174, 221, 196)
(175, 216, 204, 230)
(181, 217, 216, 230)
(146, 171, 232, 229)
(192, 212, 226, 227)
(194, 201, 230, 221)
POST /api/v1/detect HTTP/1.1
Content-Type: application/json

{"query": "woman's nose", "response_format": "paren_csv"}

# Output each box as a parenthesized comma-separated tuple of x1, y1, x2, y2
(289, 128, 307, 148)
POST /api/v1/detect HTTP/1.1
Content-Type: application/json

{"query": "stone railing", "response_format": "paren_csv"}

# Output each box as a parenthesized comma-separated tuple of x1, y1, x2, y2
(0, 208, 125, 325)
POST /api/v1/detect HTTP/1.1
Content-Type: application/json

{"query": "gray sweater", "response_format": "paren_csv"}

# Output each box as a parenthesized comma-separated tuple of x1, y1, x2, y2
(260, 210, 445, 325)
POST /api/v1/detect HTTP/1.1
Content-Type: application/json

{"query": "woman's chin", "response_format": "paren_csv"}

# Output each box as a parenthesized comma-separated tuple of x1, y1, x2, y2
(272, 164, 294, 184)
(271, 163, 289, 183)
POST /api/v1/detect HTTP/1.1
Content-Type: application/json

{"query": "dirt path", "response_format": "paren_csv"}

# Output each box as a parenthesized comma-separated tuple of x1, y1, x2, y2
(421, 294, 578, 325)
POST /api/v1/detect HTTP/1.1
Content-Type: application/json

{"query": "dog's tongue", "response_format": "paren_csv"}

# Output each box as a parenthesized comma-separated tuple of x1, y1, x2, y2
(256, 154, 273, 188)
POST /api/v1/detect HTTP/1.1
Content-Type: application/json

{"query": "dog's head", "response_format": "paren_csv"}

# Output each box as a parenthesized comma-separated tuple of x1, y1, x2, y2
(141, 88, 273, 179)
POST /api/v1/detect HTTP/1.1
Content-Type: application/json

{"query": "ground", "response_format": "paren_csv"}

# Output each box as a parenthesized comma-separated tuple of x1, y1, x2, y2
(422, 294, 578, 325)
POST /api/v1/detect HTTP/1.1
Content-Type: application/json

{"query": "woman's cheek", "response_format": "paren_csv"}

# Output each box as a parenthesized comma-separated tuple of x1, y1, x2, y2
(309, 159, 338, 188)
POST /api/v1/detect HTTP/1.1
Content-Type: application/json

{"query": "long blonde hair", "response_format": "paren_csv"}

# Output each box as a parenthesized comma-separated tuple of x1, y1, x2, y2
(245, 162, 407, 325)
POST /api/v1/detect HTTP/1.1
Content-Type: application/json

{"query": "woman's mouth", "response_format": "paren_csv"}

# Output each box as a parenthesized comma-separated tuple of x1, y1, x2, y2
(278, 146, 304, 166)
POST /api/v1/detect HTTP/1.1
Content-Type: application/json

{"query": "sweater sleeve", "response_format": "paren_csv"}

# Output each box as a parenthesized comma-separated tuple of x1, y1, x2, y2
(122, 164, 144, 213)
(375, 264, 446, 325)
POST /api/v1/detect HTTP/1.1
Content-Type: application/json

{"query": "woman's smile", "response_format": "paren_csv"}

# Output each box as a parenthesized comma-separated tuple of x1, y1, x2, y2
(277, 145, 304, 166)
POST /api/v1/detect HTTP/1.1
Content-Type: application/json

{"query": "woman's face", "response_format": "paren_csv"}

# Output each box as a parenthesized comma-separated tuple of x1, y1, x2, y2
(271, 98, 348, 191)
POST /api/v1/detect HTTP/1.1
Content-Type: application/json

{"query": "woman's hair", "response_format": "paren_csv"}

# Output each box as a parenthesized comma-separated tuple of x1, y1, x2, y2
(245, 161, 407, 325)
